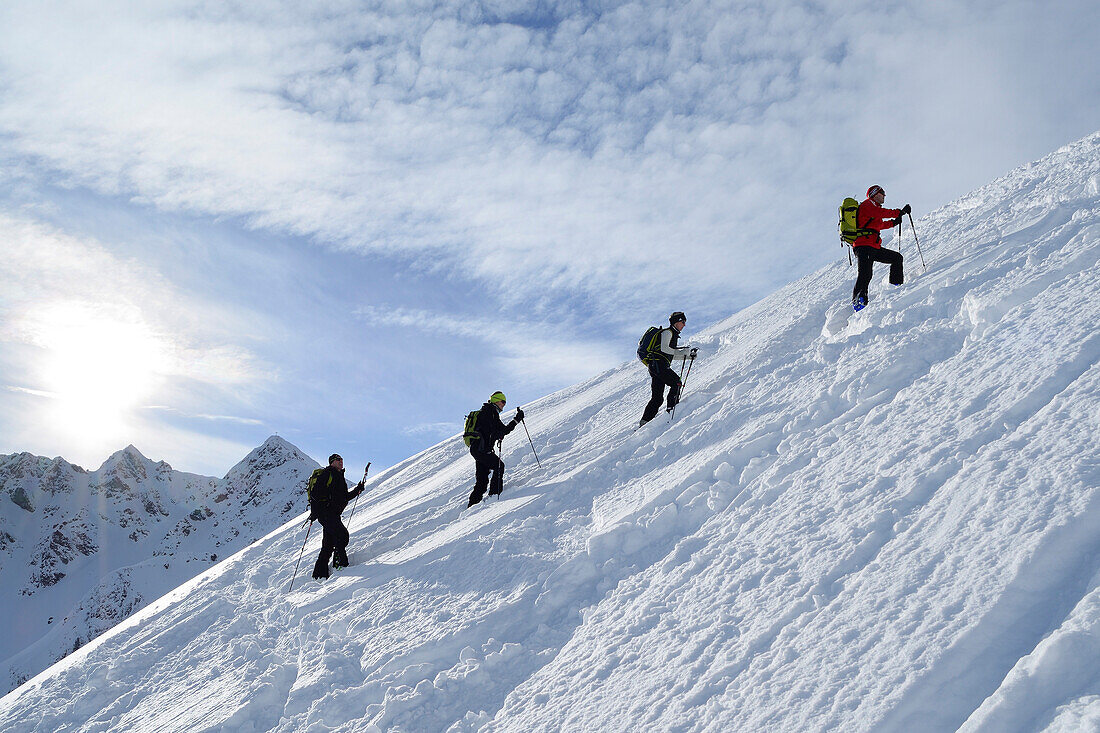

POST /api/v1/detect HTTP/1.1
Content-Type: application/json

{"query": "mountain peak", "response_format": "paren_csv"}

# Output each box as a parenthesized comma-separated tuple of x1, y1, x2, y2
(96, 445, 153, 482)
(258, 435, 296, 453)
(103, 444, 148, 462)
(223, 436, 316, 481)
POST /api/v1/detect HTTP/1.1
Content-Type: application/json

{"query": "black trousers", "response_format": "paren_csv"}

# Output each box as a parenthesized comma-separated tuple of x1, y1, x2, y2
(642, 361, 682, 423)
(312, 513, 350, 578)
(852, 246, 904, 303)
(468, 452, 505, 507)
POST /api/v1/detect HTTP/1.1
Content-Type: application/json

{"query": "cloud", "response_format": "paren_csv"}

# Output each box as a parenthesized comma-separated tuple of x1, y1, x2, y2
(0, 214, 269, 387)
(355, 306, 489, 340)
(142, 406, 265, 426)
(4, 385, 57, 398)
(1, 0, 1095, 323)
(354, 304, 622, 385)
(403, 421, 457, 439)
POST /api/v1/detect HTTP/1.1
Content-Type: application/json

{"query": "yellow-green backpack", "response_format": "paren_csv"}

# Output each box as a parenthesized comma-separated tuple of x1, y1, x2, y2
(838, 196, 878, 245)
(463, 409, 481, 447)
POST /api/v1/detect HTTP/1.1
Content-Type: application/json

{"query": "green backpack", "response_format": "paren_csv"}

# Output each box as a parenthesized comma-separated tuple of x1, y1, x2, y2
(306, 467, 330, 508)
(463, 409, 482, 447)
(838, 196, 876, 245)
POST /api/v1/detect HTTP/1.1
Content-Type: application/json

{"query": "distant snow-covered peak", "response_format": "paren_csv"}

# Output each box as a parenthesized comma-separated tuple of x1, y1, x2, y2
(96, 444, 153, 480)
(223, 435, 316, 482)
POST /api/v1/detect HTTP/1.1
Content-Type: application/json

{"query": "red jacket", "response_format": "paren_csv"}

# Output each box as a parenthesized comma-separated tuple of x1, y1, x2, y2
(853, 198, 901, 249)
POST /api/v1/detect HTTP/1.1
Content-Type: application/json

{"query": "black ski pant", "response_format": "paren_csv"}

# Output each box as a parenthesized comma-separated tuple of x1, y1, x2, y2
(852, 245, 903, 303)
(642, 361, 682, 423)
(468, 451, 505, 507)
(312, 513, 350, 578)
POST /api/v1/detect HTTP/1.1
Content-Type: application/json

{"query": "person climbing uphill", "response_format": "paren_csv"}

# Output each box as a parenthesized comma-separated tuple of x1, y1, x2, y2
(637, 311, 697, 427)
(309, 453, 365, 579)
(465, 391, 523, 507)
(851, 185, 911, 311)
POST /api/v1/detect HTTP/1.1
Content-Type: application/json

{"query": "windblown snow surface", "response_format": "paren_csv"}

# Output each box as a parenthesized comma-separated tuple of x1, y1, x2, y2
(2, 133, 1099, 732)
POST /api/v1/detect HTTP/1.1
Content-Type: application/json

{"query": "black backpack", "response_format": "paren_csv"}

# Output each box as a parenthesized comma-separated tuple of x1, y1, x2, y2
(637, 326, 664, 364)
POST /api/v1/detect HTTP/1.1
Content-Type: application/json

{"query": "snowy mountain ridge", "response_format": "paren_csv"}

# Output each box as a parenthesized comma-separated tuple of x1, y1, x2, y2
(1, 131, 1098, 731)
(0, 435, 320, 694)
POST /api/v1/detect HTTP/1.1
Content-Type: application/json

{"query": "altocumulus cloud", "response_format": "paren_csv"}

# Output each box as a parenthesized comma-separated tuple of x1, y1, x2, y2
(0, 0, 1097, 321)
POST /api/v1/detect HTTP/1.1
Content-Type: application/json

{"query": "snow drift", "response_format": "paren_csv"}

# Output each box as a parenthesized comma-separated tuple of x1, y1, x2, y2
(1, 132, 1098, 732)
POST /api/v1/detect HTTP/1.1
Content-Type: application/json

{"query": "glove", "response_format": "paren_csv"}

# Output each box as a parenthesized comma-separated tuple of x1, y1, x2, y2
(900, 204, 912, 216)
(515, 407, 525, 422)
(355, 480, 364, 492)
(892, 218, 904, 227)
(689, 347, 698, 358)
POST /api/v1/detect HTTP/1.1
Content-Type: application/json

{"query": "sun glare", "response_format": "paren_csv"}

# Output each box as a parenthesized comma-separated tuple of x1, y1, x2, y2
(28, 301, 169, 451)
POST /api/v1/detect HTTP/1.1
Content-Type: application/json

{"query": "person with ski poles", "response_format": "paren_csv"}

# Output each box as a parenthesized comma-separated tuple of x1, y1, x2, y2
(851, 185, 911, 311)
(309, 453, 365, 579)
(637, 311, 697, 427)
(465, 391, 523, 508)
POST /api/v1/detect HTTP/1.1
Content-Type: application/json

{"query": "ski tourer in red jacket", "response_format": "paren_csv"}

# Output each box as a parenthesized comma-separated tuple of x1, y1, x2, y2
(851, 185, 912, 311)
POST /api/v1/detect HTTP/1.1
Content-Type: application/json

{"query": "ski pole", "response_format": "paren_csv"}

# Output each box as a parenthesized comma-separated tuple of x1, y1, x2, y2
(287, 518, 313, 593)
(907, 212, 927, 271)
(519, 413, 542, 469)
(667, 357, 687, 422)
(669, 352, 696, 421)
(496, 439, 504, 500)
(682, 352, 697, 395)
(346, 462, 370, 535)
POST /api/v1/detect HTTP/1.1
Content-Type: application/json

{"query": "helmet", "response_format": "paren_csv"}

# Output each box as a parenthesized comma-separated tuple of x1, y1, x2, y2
(669, 311, 687, 325)
(867, 185, 885, 199)
(489, 391, 507, 405)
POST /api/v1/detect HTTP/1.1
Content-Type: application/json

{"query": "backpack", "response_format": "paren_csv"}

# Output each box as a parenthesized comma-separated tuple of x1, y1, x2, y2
(838, 196, 877, 246)
(307, 467, 331, 509)
(463, 409, 482, 447)
(637, 326, 664, 364)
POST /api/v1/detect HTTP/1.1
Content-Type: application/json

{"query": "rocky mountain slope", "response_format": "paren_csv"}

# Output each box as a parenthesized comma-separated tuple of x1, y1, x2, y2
(0, 435, 319, 694)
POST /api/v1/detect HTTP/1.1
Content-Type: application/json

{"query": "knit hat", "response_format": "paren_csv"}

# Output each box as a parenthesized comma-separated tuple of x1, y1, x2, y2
(328, 453, 342, 464)
(669, 311, 687, 326)
(489, 391, 507, 405)
(867, 184, 885, 199)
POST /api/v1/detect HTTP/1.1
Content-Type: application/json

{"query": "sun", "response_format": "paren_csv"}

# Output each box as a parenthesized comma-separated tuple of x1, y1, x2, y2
(28, 301, 169, 449)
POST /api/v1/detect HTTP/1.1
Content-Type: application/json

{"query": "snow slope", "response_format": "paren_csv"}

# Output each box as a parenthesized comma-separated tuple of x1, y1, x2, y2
(1, 132, 1098, 732)
(0, 436, 319, 695)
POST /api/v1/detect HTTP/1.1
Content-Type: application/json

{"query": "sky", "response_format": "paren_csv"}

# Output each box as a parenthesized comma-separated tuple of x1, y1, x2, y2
(0, 0, 1097, 477)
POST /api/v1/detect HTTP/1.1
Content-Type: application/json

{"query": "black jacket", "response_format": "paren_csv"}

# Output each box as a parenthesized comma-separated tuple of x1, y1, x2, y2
(470, 402, 518, 455)
(309, 466, 363, 517)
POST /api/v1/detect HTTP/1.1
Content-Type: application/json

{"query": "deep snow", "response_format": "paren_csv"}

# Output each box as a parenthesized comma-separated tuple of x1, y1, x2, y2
(0, 132, 1098, 732)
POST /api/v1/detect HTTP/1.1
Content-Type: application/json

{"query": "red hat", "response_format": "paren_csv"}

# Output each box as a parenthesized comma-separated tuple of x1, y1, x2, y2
(867, 185, 885, 199)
